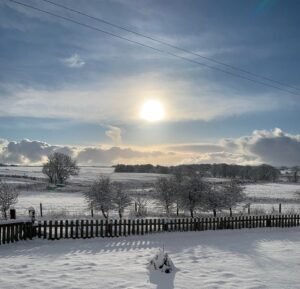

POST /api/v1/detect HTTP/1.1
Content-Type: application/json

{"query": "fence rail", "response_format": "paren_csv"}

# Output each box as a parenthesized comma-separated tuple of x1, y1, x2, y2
(0, 222, 34, 245)
(36, 214, 300, 240)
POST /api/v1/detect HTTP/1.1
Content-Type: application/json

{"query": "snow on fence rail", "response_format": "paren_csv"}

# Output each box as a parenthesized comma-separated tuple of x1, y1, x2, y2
(36, 214, 300, 240)
(0, 221, 34, 245)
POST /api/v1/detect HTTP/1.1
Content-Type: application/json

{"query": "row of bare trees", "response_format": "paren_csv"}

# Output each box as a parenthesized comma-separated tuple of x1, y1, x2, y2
(84, 177, 131, 219)
(155, 174, 244, 218)
(85, 173, 245, 219)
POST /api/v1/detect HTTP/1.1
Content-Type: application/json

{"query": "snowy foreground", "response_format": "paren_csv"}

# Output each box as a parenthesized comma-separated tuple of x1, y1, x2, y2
(0, 228, 300, 289)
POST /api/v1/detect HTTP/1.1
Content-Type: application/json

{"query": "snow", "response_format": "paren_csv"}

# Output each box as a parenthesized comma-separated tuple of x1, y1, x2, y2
(0, 228, 299, 288)
(148, 249, 176, 273)
(2, 166, 300, 217)
(245, 183, 300, 200)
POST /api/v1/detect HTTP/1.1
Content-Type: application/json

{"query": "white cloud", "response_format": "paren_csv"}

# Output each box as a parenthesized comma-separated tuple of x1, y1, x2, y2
(104, 125, 122, 145)
(62, 54, 85, 68)
(1, 128, 299, 166)
(231, 128, 300, 166)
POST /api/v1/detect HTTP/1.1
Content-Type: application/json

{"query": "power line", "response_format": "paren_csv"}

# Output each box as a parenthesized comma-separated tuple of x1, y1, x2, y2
(39, 0, 300, 92)
(8, 0, 300, 97)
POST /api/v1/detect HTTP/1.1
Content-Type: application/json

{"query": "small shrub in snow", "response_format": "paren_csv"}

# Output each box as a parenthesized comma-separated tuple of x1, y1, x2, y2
(148, 250, 175, 274)
(0, 180, 19, 220)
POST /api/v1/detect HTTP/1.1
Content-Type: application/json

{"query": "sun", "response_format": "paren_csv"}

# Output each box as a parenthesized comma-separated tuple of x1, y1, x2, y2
(140, 99, 165, 122)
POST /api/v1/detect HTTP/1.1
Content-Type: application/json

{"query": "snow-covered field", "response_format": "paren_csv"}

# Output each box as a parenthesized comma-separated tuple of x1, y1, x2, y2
(0, 228, 299, 288)
(245, 183, 300, 200)
(1, 166, 300, 217)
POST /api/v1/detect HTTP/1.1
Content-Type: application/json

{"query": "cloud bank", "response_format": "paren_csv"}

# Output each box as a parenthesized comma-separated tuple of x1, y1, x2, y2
(0, 128, 299, 166)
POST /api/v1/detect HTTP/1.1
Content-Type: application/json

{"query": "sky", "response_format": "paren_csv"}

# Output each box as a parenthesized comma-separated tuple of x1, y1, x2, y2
(0, 0, 300, 166)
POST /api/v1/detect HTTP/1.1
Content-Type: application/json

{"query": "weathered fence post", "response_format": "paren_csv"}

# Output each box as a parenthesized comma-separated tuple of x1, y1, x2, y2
(279, 203, 282, 214)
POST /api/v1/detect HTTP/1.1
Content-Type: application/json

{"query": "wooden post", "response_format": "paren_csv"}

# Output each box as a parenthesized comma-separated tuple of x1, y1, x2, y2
(157, 219, 161, 232)
(40, 203, 43, 217)
(127, 219, 131, 236)
(91, 207, 94, 218)
(54, 220, 58, 240)
(91, 220, 94, 238)
(70, 220, 74, 239)
(229, 208, 232, 217)
(114, 219, 118, 237)
(132, 220, 136, 235)
(80, 220, 84, 238)
(119, 219, 122, 237)
(136, 219, 140, 235)
(38, 221, 42, 238)
(141, 219, 144, 235)
(43, 220, 47, 239)
(279, 203, 282, 214)
(59, 220, 63, 239)
(96, 220, 99, 237)
(76, 220, 80, 239)
(65, 220, 69, 239)
(49, 220, 53, 240)
(123, 219, 127, 236)
(85, 220, 89, 238)
(100, 220, 104, 237)
(248, 204, 250, 215)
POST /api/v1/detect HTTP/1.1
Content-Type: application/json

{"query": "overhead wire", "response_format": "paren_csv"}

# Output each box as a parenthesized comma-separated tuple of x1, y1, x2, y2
(8, 0, 300, 97)
(39, 0, 300, 92)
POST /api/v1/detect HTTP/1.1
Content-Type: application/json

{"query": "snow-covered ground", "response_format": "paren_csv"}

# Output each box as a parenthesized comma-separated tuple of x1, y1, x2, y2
(245, 183, 300, 200)
(0, 166, 165, 184)
(0, 228, 299, 288)
(2, 166, 300, 217)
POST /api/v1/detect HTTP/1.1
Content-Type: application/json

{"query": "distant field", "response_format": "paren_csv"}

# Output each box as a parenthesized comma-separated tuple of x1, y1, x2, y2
(1, 166, 300, 218)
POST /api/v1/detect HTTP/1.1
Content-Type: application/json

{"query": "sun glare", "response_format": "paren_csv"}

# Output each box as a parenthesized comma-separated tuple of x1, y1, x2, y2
(140, 100, 165, 122)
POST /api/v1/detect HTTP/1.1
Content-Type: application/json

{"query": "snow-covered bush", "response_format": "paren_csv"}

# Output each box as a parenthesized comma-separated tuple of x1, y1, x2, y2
(148, 250, 175, 274)
(0, 180, 19, 219)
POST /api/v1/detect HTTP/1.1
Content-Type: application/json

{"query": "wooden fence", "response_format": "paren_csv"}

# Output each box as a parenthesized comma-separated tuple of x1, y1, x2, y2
(1, 215, 299, 245)
(36, 214, 300, 240)
(0, 221, 34, 245)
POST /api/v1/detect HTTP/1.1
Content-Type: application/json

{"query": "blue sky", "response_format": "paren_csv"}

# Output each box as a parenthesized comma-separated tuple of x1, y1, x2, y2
(0, 0, 300, 166)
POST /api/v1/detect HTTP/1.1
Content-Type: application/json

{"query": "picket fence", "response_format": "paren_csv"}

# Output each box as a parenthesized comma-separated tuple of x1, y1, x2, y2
(0, 221, 34, 245)
(37, 214, 300, 240)
(1, 214, 299, 245)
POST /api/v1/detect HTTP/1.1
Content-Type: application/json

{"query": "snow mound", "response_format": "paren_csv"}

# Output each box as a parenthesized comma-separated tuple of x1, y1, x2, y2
(147, 249, 175, 274)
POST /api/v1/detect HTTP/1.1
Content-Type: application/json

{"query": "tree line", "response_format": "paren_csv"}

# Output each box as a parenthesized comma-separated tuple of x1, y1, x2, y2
(114, 163, 280, 181)
(83, 173, 245, 219)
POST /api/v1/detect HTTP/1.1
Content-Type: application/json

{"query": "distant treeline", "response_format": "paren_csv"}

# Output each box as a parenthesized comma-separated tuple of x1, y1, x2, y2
(114, 163, 280, 181)
(114, 164, 169, 174)
(0, 163, 18, 167)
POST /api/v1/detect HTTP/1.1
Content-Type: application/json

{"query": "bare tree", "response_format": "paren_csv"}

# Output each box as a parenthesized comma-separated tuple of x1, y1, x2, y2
(172, 171, 184, 216)
(42, 152, 79, 184)
(155, 177, 177, 216)
(180, 175, 210, 218)
(191, 179, 244, 217)
(292, 166, 299, 183)
(133, 193, 148, 217)
(112, 183, 132, 219)
(85, 176, 114, 219)
(0, 180, 19, 219)
(42, 162, 56, 184)
(203, 184, 225, 217)
(221, 179, 245, 214)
